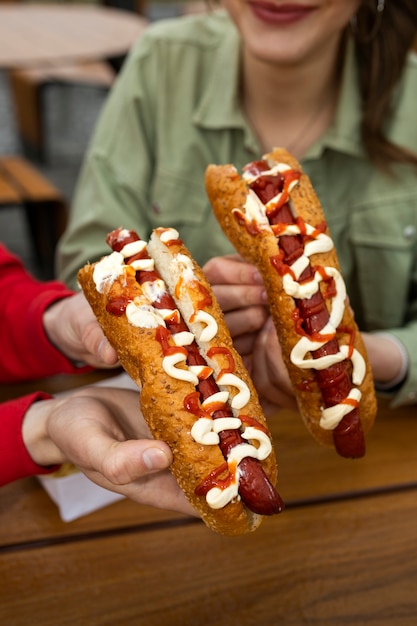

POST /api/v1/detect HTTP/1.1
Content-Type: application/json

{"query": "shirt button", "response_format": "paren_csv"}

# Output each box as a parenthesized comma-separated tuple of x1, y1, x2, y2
(403, 225, 416, 240)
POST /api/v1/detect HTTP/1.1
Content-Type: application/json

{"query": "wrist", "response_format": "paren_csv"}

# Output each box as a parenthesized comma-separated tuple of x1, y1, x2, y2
(366, 332, 409, 390)
(42, 297, 71, 356)
(22, 399, 66, 468)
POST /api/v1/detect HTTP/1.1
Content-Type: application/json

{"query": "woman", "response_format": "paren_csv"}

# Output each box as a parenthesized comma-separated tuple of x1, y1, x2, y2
(56, 1, 417, 409)
(0, 244, 194, 516)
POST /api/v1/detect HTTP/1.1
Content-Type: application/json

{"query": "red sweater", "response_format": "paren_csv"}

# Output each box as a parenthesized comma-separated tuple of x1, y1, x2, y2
(0, 245, 85, 485)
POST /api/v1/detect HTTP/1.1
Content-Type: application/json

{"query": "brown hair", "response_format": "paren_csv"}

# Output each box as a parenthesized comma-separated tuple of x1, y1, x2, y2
(207, 1, 417, 170)
(353, 0, 417, 170)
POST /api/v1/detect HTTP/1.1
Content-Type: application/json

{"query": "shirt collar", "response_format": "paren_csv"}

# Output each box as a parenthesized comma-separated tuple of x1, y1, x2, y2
(193, 15, 364, 160)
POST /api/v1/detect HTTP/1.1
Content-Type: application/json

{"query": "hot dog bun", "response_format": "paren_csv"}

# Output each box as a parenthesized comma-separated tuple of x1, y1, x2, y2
(205, 148, 377, 458)
(78, 227, 283, 535)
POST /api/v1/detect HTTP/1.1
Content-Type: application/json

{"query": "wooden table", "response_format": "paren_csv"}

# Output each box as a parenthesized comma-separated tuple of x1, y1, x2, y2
(0, 3, 148, 68)
(1, 373, 416, 625)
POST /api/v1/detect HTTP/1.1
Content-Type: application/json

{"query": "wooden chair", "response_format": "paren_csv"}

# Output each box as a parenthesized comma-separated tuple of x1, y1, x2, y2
(0, 156, 68, 277)
(2, 0, 118, 162)
(7, 61, 116, 163)
(6, 2, 203, 162)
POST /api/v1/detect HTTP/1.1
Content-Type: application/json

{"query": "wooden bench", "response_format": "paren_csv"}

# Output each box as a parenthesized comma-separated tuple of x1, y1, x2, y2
(0, 156, 68, 276)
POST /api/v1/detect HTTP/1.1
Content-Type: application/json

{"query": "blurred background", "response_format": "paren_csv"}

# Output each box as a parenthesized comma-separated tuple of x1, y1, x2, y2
(0, 1, 207, 278)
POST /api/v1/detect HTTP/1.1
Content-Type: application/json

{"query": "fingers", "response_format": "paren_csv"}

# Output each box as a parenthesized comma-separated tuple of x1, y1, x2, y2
(203, 254, 247, 284)
(232, 331, 259, 357)
(203, 254, 264, 289)
(81, 322, 119, 368)
(212, 282, 267, 313)
(203, 256, 268, 344)
(85, 466, 197, 517)
(222, 304, 269, 340)
(45, 391, 197, 517)
(86, 437, 174, 486)
(43, 292, 119, 368)
(251, 318, 297, 412)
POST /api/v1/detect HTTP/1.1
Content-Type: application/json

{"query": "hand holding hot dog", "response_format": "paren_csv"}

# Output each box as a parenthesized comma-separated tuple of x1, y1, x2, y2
(23, 386, 195, 515)
(43, 291, 119, 369)
(78, 227, 283, 535)
(203, 255, 296, 413)
(203, 254, 268, 358)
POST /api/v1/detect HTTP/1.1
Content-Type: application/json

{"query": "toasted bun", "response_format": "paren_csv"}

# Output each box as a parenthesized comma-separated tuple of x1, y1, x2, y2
(78, 228, 281, 534)
(205, 148, 377, 456)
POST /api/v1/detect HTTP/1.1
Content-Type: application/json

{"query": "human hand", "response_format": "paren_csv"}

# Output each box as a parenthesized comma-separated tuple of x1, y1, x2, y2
(42, 292, 119, 368)
(250, 317, 297, 415)
(203, 254, 269, 358)
(22, 387, 196, 516)
(203, 254, 296, 413)
(362, 331, 408, 388)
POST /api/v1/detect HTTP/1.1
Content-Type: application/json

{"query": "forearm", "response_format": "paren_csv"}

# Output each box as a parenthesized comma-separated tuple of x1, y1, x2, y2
(21, 398, 67, 468)
(363, 333, 408, 387)
(42, 292, 118, 368)
(383, 325, 417, 406)
(0, 246, 79, 382)
(364, 326, 417, 406)
(0, 393, 61, 486)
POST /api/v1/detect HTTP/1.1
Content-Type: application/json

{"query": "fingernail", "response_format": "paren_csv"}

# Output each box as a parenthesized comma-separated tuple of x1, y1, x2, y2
(261, 288, 268, 303)
(253, 270, 263, 285)
(98, 338, 109, 358)
(99, 339, 117, 364)
(143, 448, 170, 471)
(266, 317, 276, 332)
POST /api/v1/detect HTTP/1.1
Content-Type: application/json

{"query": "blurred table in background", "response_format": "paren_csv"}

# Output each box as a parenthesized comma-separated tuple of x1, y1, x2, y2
(0, 3, 148, 68)
(0, 3, 148, 160)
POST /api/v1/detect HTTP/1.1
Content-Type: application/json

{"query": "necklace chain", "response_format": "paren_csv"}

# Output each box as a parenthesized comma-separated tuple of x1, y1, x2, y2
(284, 102, 328, 156)
(281, 88, 339, 157)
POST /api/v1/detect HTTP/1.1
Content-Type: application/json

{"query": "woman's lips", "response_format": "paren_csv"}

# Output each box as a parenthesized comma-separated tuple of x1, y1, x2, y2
(248, 2, 315, 25)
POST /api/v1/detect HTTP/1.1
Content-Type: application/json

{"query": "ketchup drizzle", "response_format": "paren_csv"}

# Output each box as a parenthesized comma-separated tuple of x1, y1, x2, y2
(105, 227, 284, 515)
(245, 163, 365, 458)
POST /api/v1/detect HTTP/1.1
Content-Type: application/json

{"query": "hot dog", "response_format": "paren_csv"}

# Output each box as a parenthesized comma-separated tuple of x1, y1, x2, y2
(205, 148, 377, 458)
(77, 227, 284, 535)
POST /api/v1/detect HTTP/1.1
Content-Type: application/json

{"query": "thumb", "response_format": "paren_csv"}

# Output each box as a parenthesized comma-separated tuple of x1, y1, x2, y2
(96, 439, 173, 486)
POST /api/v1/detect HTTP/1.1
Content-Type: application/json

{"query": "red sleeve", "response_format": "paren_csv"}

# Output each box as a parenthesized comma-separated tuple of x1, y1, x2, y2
(0, 244, 88, 382)
(0, 392, 60, 486)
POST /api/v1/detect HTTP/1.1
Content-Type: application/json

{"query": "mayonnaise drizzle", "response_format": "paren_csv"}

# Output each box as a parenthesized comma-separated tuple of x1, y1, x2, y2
(125, 302, 167, 329)
(320, 388, 362, 430)
(216, 373, 251, 410)
(239, 161, 366, 428)
(93, 227, 270, 510)
(93, 251, 125, 293)
(201, 391, 229, 407)
(163, 351, 199, 384)
(141, 278, 166, 302)
(120, 240, 147, 258)
(192, 310, 218, 342)
(172, 331, 194, 346)
(191, 415, 273, 509)
(159, 228, 180, 243)
(191, 417, 241, 446)
(206, 433, 273, 509)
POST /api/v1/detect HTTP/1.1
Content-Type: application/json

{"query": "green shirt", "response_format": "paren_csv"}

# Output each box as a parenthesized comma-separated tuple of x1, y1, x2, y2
(57, 11, 417, 406)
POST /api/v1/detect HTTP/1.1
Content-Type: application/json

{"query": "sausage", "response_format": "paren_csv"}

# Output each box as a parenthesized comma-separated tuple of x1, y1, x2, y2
(205, 148, 377, 458)
(107, 227, 284, 515)
(78, 226, 283, 535)
(247, 162, 365, 457)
